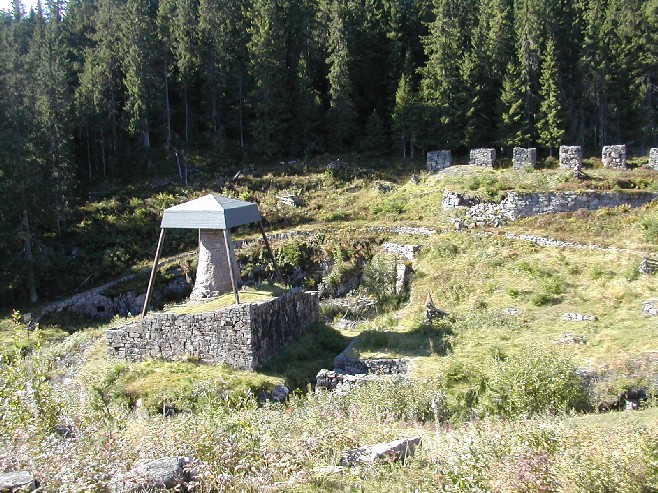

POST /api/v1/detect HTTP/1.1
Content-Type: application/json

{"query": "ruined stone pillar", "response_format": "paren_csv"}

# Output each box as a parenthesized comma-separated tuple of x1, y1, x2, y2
(649, 148, 658, 170)
(559, 146, 582, 173)
(427, 150, 452, 171)
(602, 145, 626, 169)
(512, 147, 536, 169)
(469, 148, 496, 167)
(191, 229, 241, 300)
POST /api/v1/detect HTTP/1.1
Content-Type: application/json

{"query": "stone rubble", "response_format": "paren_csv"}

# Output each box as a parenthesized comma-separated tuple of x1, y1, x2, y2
(339, 437, 421, 467)
(382, 243, 420, 261)
(643, 300, 658, 316)
(562, 313, 598, 322)
(556, 333, 588, 345)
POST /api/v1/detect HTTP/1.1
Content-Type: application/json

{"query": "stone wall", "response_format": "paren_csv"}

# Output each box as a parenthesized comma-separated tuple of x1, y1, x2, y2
(513, 147, 537, 169)
(602, 145, 627, 169)
(442, 189, 658, 225)
(650, 148, 658, 170)
(559, 146, 582, 172)
(427, 150, 452, 172)
(106, 289, 319, 370)
(469, 148, 496, 167)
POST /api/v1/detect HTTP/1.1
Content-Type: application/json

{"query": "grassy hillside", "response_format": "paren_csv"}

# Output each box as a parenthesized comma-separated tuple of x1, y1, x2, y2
(1, 155, 658, 490)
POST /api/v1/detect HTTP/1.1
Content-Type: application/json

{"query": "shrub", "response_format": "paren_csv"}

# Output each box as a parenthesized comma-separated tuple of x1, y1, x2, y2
(361, 252, 399, 304)
(479, 347, 589, 418)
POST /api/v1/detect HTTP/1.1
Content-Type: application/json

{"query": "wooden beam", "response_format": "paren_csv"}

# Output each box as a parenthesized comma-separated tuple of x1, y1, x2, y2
(259, 221, 284, 284)
(142, 228, 166, 317)
(224, 229, 240, 305)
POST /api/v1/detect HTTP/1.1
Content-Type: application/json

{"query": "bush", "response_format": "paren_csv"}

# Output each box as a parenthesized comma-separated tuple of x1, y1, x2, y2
(479, 347, 589, 418)
(361, 252, 399, 305)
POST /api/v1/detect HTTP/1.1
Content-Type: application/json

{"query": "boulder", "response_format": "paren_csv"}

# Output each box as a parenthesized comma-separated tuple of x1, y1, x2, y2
(112, 457, 194, 493)
(0, 471, 35, 492)
(339, 437, 421, 467)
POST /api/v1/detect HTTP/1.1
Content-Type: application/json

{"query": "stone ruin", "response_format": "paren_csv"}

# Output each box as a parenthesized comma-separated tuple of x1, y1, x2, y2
(649, 148, 658, 170)
(513, 147, 536, 169)
(559, 146, 582, 173)
(427, 150, 452, 172)
(602, 145, 627, 169)
(469, 148, 496, 167)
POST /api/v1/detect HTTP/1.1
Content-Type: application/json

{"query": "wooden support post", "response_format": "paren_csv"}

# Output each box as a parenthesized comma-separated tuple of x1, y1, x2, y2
(259, 221, 284, 284)
(224, 229, 240, 305)
(142, 228, 166, 317)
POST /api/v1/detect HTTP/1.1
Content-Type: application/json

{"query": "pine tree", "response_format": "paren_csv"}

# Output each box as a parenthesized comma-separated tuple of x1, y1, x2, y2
(325, 0, 356, 150)
(392, 72, 422, 158)
(361, 110, 386, 155)
(498, 59, 531, 147)
(294, 53, 321, 155)
(119, 0, 161, 168)
(537, 38, 565, 156)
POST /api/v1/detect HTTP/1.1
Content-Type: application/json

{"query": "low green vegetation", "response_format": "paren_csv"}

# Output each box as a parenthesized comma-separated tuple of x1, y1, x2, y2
(2, 158, 658, 490)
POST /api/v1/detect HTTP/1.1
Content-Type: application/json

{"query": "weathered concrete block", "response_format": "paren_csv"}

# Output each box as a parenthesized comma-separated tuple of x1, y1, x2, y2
(649, 148, 658, 170)
(427, 150, 452, 172)
(559, 146, 582, 173)
(602, 145, 626, 169)
(513, 147, 536, 169)
(469, 148, 496, 167)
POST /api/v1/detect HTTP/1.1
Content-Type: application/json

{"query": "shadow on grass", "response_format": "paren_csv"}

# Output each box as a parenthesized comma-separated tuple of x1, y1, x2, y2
(261, 321, 353, 390)
(355, 321, 453, 358)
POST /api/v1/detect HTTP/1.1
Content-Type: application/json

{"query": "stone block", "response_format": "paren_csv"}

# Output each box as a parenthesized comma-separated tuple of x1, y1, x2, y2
(469, 148, 496, 167)
(649, 148, 658, 170)
(426, 150, 452, 172)
(339, 437, 421, 466)
(559, 146, 582, 172)
(602, 145, 626, 169)
(512, 147, 536, 169)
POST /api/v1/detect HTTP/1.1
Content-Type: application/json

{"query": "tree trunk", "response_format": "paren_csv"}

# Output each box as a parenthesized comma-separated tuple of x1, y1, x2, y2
(164, 62, 172, 149)
(143, 127, 152, 168)
(184, 85, 189, 143)
(238, 73, 244, 149)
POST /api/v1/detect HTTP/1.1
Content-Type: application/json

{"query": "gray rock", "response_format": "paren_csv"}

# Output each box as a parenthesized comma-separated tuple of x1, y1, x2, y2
(0, 471, 35, 492)
(339, 437, 421, 467)
(112, 457, 193, 493)
(271, 385, 290, 403)
(562, 313, 598, 322)
(650, 148, 658, 170)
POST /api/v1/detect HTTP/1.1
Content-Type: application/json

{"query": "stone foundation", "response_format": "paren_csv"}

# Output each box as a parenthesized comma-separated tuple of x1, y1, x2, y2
(559, 146, 582, 173)
(427, 150, 452, 172)
(469, 148, 496, 167)
(602, 145, 626, 169)
(649, 149, 658, 170)
(443, 189, 658, 224)
(513, 147, 536, 169)
(106, 289, 319, 370)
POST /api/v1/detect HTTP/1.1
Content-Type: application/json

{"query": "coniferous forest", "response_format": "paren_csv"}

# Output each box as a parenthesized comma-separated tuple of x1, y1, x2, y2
(0, 0, 657, 305)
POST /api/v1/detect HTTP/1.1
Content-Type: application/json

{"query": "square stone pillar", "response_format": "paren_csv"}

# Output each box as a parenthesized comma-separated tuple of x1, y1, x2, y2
(469, 148, 496, 167)
(427, 150, 452, 171)
(649, 148, 658, 170)
(191, 229, 241, 300)
(559, 146, 582, 173)
(602, 145, 627, 169)
(513, 147, 537, 169)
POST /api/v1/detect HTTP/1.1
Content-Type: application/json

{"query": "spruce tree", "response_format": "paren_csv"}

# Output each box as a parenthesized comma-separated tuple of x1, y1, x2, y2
(537, 38, 564, 156)
(361, 110, 386, 155)
(498, 59, 531, 147)
(325, 0, 356, 150)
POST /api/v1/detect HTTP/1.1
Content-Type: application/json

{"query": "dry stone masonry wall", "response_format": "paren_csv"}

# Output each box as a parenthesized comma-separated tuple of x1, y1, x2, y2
(650, 149, 658, 170)
(427, 150, 452, 172)
(106, 289, 319, 370)
(469, 148, 496, 167)
(513, 147, 537, 169)
(443, 189, 658, 225)
(559, 146, 582, 173)
(602, 145, 627, 169)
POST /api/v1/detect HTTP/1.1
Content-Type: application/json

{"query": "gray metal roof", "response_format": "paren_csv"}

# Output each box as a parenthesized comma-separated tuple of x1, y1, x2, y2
(160, 194, 262, 230)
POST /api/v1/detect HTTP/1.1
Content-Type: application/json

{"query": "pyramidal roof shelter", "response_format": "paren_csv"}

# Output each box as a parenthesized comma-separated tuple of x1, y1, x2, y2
(142, 194, 282, 316)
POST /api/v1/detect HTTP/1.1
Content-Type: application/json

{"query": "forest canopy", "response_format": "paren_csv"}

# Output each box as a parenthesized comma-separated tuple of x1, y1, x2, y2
(0, 0, 656, 304)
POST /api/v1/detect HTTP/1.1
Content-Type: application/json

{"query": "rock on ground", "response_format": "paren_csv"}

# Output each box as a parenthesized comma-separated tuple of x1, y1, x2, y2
(339, 437, 421, 467)
(0, 471, 35, 492)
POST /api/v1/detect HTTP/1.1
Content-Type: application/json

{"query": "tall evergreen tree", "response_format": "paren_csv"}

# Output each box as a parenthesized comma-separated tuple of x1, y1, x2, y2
(537, 37, 565, 155)
(498, 58, 532, 147)
(325, 0, 356, 150)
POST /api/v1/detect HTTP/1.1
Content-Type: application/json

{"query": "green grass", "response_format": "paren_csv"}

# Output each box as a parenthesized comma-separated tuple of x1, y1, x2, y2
(165, 283, 287, 314)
